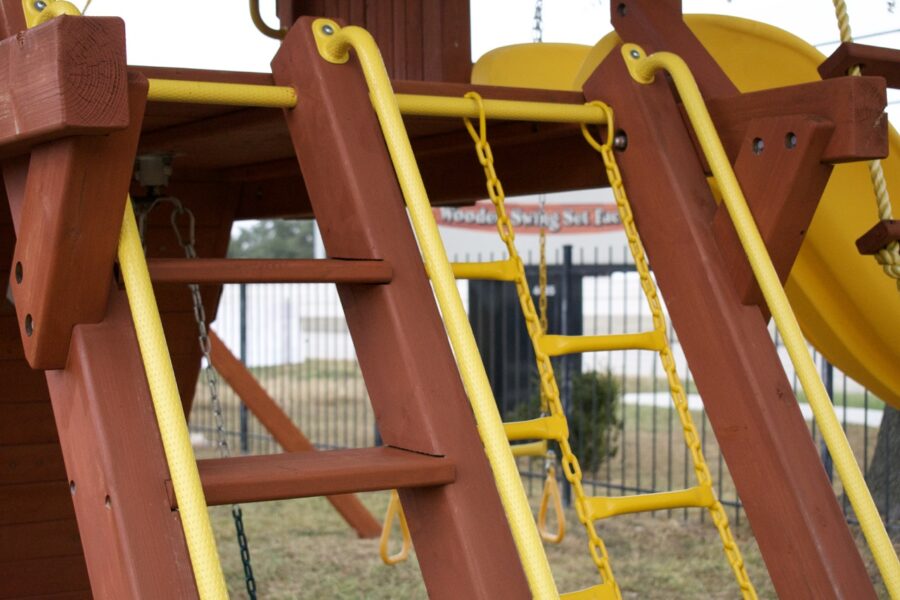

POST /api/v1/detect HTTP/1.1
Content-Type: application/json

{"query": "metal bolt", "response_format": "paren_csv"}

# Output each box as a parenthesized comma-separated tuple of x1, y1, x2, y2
(322, 24, 334, 35)
(752, 137, 765, 155)
(630, 49, 640, 59)
(613, 130, 629, 151)
(34, 0, 46, 10)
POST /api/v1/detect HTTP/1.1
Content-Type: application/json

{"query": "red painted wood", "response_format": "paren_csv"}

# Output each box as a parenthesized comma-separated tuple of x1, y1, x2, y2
(149, 258, 393, 284)
(208, 331, 383, 538)
(856, 219, 900, 254)
(819, 42, 900, 87)
(0, 17, 129, 158)
(9, 73, 146, 369)
(169, 447, 456, 507)
(583, 41, 877, 600)
(273, 18, 531, 598)
(712, 116, 833, 307)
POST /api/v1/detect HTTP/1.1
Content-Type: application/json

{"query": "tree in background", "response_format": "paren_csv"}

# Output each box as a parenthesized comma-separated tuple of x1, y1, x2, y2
(228, 219, 315, 258)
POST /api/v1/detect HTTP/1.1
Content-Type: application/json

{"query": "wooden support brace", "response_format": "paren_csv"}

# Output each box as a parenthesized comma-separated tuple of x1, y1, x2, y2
(819, 42, 900, 87)
(706, 77, 887, 165)
(583, 42, 877, 600)
(856, 219, 900, 254)
(6, 24, 142, 368)
(712, 115, 834, 307)
(208, 331, 382, 538)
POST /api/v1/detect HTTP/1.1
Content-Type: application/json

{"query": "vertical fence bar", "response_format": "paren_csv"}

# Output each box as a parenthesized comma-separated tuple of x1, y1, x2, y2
(820, 355, 834, 482)
(239, 283, 249, 454)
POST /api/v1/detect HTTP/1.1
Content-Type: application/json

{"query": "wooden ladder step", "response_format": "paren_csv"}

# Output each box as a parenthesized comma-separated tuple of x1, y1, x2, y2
(147, 258, 393, 284)
(166, 447, 455, 507)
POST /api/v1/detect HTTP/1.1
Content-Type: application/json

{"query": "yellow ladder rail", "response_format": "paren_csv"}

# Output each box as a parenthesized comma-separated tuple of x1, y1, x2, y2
(622, 43, 900, 598)
(313, 19, 559, 599)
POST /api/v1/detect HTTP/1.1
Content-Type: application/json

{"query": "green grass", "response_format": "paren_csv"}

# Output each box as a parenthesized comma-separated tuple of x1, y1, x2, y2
(210, 490, 895, 599)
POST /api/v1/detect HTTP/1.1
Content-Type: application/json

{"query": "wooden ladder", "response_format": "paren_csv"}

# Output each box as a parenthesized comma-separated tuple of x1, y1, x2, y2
(0, 10, 532, 600)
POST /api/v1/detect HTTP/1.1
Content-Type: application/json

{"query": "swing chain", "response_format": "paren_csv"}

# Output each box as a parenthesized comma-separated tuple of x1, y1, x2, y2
(137, 196, 258, 599)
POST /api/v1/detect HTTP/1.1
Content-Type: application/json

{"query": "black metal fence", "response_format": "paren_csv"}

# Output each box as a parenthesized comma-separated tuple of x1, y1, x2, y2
(189, 245, 897, 532)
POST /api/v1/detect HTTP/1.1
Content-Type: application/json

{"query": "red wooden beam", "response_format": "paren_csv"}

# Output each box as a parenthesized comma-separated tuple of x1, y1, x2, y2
(169, 447, 456, 507)
(8, 68, 145, 369)
(208, 331, 382, 538)
(149, 258, 393, 284)
(273, 17, 531, 598)
(856, 219, 900, 254)
(583, 38, 877, 600)
(712, 115, 833, 307)
(819, 42, 900, 87)
(0, 16, 130, 158)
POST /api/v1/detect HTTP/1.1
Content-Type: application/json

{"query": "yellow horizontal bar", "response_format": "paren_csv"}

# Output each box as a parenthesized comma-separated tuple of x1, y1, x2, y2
(560, 582, 619, 600)
(586, 485, 715, 521)
(539, 330, 666, 357)
(451, 260, 518, 282)
(147, 79, 298, 108)
(509, 439, 549, 458)
(395, 93, 608, 125)
(504, 415, 567, 442)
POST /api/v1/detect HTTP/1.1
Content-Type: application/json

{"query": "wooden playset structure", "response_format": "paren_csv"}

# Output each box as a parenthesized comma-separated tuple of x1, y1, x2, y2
(0, 0, 899, 598)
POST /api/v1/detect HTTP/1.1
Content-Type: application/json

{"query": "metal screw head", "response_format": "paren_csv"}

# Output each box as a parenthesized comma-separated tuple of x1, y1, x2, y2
(34, 0, 47, 10)
(630, 49, 640, 59)
(613, 130, 629, 151)
(322, 24, 334, 35)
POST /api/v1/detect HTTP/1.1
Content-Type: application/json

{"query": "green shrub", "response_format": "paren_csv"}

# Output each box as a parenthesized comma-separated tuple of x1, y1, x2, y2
(508, 371, 622, 474)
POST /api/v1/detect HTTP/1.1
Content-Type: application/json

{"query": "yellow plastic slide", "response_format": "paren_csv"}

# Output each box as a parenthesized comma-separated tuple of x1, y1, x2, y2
(472, 15, 900, 409)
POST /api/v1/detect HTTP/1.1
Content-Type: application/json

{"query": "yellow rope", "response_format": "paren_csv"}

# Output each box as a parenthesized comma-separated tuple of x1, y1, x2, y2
(832, 0, 900, 290)
(621, 42, 900, 598)
(313, 20, 559, 599)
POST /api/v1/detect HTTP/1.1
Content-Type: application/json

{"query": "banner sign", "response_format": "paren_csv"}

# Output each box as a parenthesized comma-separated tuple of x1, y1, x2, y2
(434, 202, 623, 234)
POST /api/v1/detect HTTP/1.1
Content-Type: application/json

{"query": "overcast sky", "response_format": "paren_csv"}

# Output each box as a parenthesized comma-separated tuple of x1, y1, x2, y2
(84, 0, 900, 121)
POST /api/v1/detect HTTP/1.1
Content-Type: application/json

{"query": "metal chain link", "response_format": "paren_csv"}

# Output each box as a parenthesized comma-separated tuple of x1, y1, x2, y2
(581, 103, 757, 599)
(137, 197, 258, 599)
(532, 0, 543, 43)
(462, 92, 621, 596)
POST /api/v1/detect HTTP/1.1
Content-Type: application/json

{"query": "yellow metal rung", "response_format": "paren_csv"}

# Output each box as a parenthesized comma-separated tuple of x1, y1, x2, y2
(504, 415, 568, 442)
(539, 330, 666, 357)
(509, 439, 548, 458)
(586, 485, 716, 521)
(395, 93, 609, 125)
(560, 581, 619, 600)
(147, 78, 298, 108)
(451, 260, 518, 282)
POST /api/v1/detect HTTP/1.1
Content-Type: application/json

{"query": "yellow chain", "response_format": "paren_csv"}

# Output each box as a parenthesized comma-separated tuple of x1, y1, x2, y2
(463, 91, 621, 595)
(538, 200, 549, 414)
(581, 102, 757, 599)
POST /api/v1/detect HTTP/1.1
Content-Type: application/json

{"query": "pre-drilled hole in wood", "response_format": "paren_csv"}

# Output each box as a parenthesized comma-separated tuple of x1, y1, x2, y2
(785, 132, 798, 149)
(15, 262, 22, 284)
(104, 495, 112, 509)
(24, 314, 33, 336)
(752, 137, 765, 155)
(617, 3, 627, 17)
